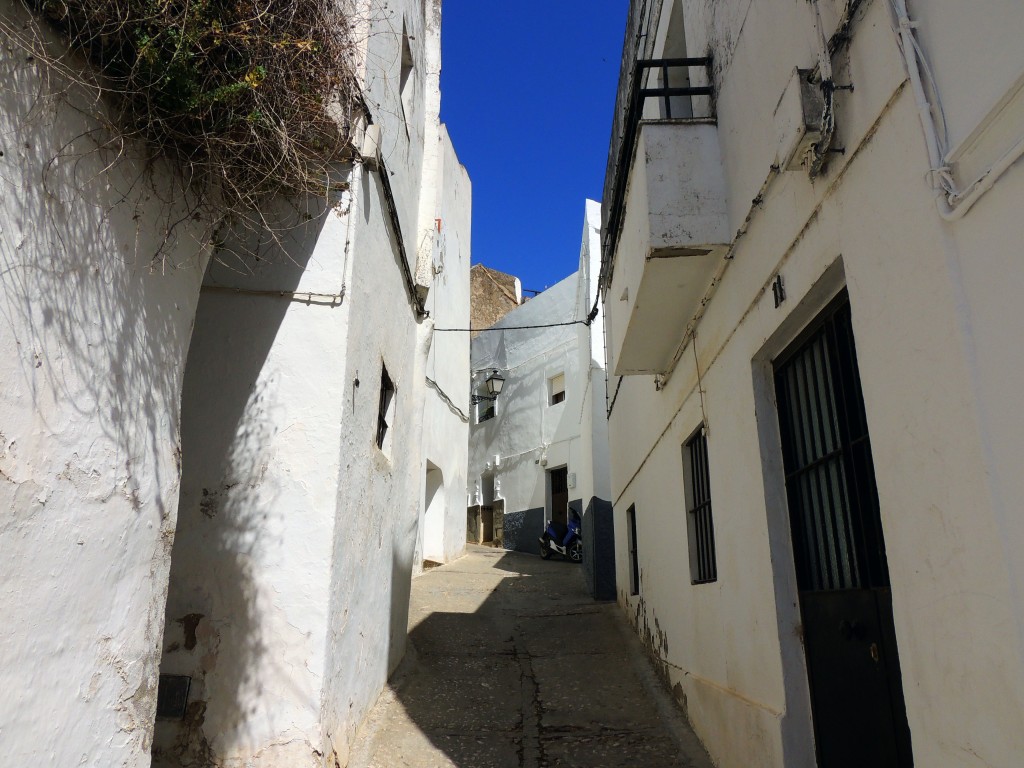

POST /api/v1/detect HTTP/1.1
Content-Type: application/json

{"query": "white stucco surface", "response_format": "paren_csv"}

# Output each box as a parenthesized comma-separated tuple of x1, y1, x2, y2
(607, 122, 729, 375)
(153, 205, 353, 767)
(576, 201, 612, 507)
(470, 273, 580, 520)
(604, 2, 1024, 766)
(417, 124, 472, 568)
(154, 1, 469, 764)
(0, 5, 209, 765)
(469, 201, 609, 549)
(0, 0, 470, 765)
(317, 162, 428, 768)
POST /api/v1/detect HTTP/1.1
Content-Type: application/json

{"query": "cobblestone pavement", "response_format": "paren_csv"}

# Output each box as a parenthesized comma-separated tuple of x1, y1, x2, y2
(348, 545, 714, 768)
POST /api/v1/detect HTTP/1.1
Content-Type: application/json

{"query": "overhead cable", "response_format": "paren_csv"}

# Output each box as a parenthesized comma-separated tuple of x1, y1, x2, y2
(434, 298, 600, 333)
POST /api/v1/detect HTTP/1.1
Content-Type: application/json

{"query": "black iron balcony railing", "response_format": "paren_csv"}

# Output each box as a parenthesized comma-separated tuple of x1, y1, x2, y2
(600, 56, 714, 291)
(635, 58, 714, 119)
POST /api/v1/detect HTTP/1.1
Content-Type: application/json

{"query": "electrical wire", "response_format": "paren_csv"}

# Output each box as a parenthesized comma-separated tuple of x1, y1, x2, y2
(435, 299, 600, 333)
(888, 0, 1024, 219)
(606, 375, 625, 419)
(692, 332, 708, 433)
(425, 376, 469, 423)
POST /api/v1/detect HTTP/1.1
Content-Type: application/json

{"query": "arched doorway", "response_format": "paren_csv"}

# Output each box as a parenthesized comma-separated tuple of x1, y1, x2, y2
(422, 463, 445, 564)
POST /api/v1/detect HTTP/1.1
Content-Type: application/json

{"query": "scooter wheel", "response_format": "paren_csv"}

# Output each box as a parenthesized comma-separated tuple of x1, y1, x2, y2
(568, 539, 583, 563)
(539, 535, 553, 559)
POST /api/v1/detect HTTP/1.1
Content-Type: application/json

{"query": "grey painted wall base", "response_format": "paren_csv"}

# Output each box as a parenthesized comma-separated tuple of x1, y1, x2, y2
(582, 497, 616, 600)
(503, 499, 615, 601)
(505, 500, 583, 555)
(503, 507, 545, 554)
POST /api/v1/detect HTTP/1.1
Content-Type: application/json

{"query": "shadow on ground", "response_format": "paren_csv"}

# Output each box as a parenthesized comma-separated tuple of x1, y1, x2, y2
(351, 546, 712, 768)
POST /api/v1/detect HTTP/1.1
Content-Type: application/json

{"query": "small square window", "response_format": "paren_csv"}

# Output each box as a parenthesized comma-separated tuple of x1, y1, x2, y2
(377, 365, 396, 453)
(475, 382, 496, 424)
(477, 402, 495, 423)
(549, 373, 565, 405)
(156, 675, 191, 719)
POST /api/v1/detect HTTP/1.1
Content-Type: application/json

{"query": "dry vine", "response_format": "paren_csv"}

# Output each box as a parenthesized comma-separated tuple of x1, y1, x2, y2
(3, 0, 368, 265)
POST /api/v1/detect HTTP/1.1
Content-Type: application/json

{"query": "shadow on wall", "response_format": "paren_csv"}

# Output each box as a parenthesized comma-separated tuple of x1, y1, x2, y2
(152, 202, 332, 765)
(0, 14, 209, 523)
(502, 506, 546, 554)
(390, 541, 416, 675)
(0, 11, 211, 755)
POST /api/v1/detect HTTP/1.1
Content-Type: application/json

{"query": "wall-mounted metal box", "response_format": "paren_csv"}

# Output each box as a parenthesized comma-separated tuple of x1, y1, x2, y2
(774, 68, 825, 171)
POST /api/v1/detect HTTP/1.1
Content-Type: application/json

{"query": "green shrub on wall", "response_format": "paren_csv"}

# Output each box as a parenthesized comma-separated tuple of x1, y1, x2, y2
(14, 0, 366, 255)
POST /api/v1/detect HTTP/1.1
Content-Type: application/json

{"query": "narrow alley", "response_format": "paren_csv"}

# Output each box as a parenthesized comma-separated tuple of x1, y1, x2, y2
(348, 546, 713, 768)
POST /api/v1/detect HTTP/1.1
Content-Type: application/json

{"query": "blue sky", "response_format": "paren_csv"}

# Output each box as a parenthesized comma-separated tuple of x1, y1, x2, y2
(440, 1, 628, 294)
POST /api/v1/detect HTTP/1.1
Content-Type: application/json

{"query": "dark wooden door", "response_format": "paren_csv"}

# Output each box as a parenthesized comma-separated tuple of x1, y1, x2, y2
(774, 294, 913, 767)
(550, 468, 569, 527)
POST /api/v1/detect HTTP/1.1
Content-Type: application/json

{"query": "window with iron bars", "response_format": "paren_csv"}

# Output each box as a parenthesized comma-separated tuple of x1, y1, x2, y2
(685, 427, 717, 584)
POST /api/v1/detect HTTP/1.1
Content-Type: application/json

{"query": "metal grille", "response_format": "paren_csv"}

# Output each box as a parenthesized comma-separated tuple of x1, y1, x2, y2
(603, 0, 662, 228)
(602, 0, 663, 282)
(686, 430, 717, 584)
(775, 295, 890, 593)
(601, 54, 714, 290)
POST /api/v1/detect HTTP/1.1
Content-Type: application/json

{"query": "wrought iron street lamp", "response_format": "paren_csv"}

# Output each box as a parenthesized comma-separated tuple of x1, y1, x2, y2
(471, 370, 505, 405)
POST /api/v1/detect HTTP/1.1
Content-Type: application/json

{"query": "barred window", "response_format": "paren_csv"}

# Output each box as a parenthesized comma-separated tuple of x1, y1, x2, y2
(685, 428, 717, 584)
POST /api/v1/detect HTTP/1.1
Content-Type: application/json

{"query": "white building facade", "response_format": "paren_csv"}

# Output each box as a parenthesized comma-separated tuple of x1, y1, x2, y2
(416, 123, 473, 571)
(469, 202, 614, 598)
(0, 1, 470, 766)
(602, 1, 1024, 767)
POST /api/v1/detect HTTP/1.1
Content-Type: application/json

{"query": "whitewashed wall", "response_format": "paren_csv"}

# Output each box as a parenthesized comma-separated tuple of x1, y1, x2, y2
(605, 1, 1024, 767)
(152, 204, 353, 767)
(319, 1, 451, 764)
(0, 4, 209, 766)
(574, 201, 611, 507)
(470, 202, 609, 554)
(469, 275, 581, 537)
(148, 0, 450, 766)
(1, 0, 464, 764)
(418, 124, 472, 568)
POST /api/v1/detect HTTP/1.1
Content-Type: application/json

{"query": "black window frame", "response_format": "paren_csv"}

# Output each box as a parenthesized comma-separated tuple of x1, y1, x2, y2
(686, 427, 717, 584)
(376, 365, 395, 451)
(774, 290, 890, 593)
(476, 386, 496, 424)
(626, 504, 640, 596)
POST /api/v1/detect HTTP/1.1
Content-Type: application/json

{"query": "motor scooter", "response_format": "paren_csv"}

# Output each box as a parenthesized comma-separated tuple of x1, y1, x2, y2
(539, 514, 583, 562)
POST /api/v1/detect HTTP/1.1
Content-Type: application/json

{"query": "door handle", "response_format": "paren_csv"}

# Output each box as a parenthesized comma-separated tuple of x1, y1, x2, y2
(869, 642, 880, 663)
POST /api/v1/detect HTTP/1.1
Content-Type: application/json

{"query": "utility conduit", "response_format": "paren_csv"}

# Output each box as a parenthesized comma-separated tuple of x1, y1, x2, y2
(891, 0, 1024, 220)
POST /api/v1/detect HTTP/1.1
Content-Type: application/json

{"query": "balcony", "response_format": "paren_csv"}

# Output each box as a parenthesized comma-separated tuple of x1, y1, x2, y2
(602, 59, 730, 377)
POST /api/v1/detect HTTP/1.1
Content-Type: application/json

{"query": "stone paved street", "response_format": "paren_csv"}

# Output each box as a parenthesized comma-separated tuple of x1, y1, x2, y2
(348, 546, 713, 768)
